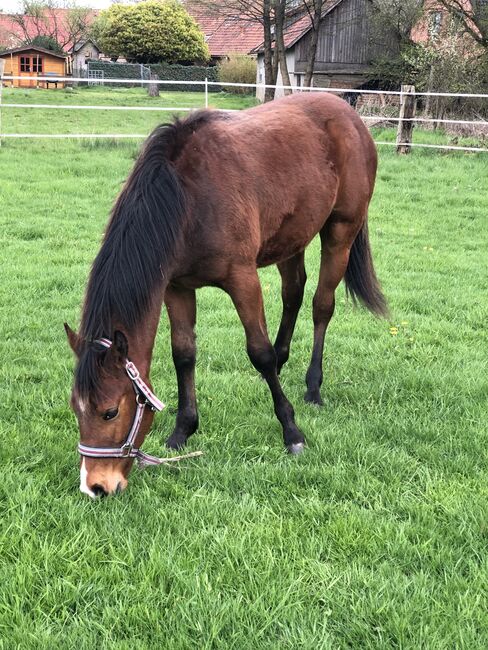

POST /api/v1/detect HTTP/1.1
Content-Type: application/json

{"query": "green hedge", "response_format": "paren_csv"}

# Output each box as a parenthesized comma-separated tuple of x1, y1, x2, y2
(85, 61, 220, 92)
(149, 63, 221, 92)
(86, 61, 150, 86)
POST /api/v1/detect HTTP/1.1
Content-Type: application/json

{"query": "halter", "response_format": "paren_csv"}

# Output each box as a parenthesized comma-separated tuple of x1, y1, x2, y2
(77, 338, 176, 468)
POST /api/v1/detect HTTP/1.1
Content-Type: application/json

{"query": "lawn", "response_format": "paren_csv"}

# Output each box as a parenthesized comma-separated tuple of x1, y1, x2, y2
(1, 88, 488, 649)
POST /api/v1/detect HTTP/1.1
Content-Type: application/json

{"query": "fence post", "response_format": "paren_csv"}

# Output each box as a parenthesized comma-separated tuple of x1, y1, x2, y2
(396, 84, 416, 154)
(205, 77, 208, 108)
(0, 59, 5, 148)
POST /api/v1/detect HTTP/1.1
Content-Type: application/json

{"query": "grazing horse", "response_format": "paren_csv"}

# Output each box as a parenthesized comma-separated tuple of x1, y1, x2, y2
(65, 92, 386, 498)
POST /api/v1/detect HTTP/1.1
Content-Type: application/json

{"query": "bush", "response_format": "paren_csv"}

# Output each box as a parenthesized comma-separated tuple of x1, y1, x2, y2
(218, 54, 256, 95)
(94, 0, 209, 64)
(150, 62, 220, 92)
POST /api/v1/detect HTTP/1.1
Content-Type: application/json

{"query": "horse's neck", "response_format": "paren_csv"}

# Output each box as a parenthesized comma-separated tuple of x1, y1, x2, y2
(123, 288, 166, 376)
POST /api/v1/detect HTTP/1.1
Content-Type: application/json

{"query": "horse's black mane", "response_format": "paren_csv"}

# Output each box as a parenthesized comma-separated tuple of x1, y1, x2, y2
(75, 110, 224, 399)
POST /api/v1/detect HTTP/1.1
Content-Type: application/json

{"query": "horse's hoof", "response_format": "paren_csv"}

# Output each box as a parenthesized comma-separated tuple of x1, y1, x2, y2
(165, 432, 187, 450)
(304, 391, 324, 406)
(287, 442, 305, 455)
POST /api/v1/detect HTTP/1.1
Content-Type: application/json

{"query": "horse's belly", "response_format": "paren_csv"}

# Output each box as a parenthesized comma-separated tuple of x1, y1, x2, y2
(256, 212, 324, 267)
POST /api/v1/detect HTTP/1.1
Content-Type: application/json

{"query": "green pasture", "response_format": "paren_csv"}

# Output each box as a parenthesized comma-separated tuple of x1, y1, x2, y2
(1, 88, 488, 648)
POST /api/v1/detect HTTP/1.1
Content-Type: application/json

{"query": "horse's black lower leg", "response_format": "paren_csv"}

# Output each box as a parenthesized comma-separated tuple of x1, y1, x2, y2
(226, 267, 305, 453)
(274, 252, 306, 374)
(164, 287, 199, 450)
(305, 219, 360, 406)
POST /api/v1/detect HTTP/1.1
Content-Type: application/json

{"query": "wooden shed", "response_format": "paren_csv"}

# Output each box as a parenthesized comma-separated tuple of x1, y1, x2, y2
(0, 45, 68, 88)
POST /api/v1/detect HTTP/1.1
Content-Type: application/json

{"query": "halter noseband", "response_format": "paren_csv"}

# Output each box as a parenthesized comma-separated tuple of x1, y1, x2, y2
(77, 337, 169, 468)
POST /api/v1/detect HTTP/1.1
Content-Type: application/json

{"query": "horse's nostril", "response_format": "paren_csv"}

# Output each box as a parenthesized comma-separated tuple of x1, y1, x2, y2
(115, 482, 122, 494)
(91, 484, 109, 498)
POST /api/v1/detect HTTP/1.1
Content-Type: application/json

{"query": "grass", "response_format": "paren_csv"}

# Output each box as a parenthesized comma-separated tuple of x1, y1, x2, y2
(0, 86, 258, 135)
(1, 88, 488, 649)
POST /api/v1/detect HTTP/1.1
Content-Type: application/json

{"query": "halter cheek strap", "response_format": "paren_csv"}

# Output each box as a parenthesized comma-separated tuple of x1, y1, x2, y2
(77, 338, 202, 468)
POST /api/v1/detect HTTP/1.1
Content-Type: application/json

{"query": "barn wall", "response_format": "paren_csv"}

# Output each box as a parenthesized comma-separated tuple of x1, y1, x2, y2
(296, 0, 370, 72)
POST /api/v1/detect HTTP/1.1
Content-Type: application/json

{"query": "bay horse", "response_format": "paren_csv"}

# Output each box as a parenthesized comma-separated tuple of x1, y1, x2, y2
(65, 92, 386, 498)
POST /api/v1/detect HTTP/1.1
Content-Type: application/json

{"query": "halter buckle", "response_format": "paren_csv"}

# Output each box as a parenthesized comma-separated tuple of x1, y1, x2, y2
(126, 361, 140, 381)
(121, 443, 133, 457)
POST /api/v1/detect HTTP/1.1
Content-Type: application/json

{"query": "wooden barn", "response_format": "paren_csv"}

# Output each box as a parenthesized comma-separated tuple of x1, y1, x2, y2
(255, 0, 395, 100)
(0, 45, 68, 88)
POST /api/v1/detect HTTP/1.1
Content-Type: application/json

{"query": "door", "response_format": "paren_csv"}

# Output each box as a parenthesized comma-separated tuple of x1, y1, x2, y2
(18, 55, 38, 87)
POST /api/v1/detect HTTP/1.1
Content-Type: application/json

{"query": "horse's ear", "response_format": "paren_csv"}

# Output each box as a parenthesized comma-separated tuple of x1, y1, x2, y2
(64, 323, 83, 357)
(112, 330, 129, 361)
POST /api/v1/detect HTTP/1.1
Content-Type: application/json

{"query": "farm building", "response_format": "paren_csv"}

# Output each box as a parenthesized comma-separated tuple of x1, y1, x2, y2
(254, 0, 395, 100)
(71, 39, 101, 76)
(0, 45, 68, 88)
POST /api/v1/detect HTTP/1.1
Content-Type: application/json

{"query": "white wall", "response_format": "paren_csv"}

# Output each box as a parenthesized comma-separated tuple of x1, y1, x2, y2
(256, 50, 300, 101)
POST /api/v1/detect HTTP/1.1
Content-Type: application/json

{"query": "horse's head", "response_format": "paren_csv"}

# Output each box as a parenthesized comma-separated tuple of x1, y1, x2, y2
(65, 324, 159, 498)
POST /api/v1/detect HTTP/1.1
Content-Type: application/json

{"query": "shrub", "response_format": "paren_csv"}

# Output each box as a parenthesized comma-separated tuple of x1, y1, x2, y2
(218, 54, 256, 95)
(94, 0, 209, 64)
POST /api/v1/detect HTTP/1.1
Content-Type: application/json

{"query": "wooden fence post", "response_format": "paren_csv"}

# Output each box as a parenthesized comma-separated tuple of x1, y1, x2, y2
(396, 84, 416, 154)
(147, 72, 159, 98)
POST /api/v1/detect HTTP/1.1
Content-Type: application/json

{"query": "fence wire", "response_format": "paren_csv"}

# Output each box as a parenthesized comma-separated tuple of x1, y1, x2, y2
(1, 76, 487, 152)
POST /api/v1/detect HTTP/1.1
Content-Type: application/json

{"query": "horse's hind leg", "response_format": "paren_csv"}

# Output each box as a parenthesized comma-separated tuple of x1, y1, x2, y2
(164, 286, 199, 450)
(305, 217, 361, 405)
(274, 251, 306, 374)
(224, 266, 305, 454)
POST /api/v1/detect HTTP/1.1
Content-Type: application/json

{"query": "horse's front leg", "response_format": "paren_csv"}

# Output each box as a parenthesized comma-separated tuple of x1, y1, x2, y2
(164, 286, 199, 450)
(224, 266, 305, 454)
(274, 251, 306, 374)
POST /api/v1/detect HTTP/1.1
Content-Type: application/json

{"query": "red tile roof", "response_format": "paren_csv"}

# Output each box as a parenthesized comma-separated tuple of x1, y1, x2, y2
(184, 3, 263, 56)
(0, 9, 97, 52)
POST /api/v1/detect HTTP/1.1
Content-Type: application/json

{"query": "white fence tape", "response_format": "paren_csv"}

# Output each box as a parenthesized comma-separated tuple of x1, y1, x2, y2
(1, 76, 487, 151)
(3, 74, 488, 98)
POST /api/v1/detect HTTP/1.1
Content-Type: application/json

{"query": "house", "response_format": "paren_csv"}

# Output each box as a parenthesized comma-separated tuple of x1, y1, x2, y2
(0, 45, 69, 88)
(183, 2, 263, 62)
(254, 0, 395, 100)
(71, 39, 101, 75)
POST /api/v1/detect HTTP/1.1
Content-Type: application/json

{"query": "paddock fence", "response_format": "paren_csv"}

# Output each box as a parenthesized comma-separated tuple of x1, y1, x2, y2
(1, 74, 488, 154)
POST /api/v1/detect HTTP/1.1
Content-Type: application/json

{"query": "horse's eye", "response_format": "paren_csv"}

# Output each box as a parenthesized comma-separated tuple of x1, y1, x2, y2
(103, 408, 119, 421)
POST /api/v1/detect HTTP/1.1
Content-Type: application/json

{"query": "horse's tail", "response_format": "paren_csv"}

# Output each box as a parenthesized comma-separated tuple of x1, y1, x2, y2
(344, 220, 388, 317)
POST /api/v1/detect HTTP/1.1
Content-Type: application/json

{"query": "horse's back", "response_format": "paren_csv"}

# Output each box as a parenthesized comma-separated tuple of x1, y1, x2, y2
(173, 93, 377, 276)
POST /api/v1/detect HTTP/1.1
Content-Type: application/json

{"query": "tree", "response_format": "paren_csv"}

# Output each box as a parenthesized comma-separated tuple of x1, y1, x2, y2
(189, 1, 329, 97)
(369, 0, 424, 50)
(10, 1, 93, 51)
(30, 34, 63, 52)
(302, 0, 323, 87)
(94, 1, 209, 64)
(436, 0, 488, 49)
(367, 0, 425, 87)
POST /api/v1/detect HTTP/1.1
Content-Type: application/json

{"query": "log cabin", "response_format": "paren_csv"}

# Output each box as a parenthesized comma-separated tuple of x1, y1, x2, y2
(0, 45, 69, 88)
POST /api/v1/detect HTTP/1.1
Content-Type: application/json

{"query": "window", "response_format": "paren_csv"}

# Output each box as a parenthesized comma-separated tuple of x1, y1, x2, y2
(430, 11, 443, 38)
(32, 57, 43, 73)
(20, 56, 31, 72)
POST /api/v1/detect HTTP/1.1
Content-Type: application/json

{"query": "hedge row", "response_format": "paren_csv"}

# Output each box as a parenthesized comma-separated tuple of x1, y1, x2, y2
(149, 63, 221, 93)
(85, 61, 221, 92)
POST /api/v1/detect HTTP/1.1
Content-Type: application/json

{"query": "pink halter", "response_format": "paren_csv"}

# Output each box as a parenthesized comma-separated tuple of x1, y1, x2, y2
(78, 338, 201, 468)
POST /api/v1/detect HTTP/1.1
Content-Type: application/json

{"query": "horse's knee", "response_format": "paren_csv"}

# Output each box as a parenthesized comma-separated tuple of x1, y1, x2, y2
(172, 347, 196, 372)
(275, 344, 290, 373)
(248, 344, 277, 375)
